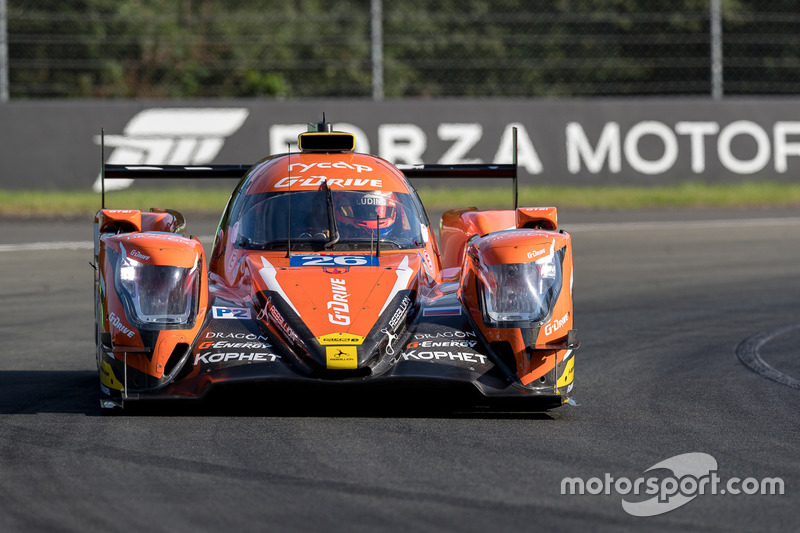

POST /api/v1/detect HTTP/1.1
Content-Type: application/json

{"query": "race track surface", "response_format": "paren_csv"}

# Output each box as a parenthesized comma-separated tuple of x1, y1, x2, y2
(1, 208, 798, 532)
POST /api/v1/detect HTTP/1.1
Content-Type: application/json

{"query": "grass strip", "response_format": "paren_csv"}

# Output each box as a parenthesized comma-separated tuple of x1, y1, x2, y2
(3, 182, 800, 217)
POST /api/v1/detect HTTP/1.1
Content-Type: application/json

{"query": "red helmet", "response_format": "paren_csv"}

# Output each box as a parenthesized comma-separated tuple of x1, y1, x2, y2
(335, 192, 398, 233)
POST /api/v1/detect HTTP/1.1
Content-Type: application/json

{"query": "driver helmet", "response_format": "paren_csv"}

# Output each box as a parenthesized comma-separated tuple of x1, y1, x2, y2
(335, 191, 398, 234)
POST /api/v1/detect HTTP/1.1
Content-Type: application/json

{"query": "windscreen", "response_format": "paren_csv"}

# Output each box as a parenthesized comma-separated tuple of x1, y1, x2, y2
(233, 190, 427, 251)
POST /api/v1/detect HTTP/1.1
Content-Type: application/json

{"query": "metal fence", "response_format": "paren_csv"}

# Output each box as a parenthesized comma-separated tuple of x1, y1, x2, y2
(2, 0, 799, 101)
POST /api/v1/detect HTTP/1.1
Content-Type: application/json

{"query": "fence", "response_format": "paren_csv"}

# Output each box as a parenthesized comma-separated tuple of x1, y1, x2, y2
(2, 1, 800, 101)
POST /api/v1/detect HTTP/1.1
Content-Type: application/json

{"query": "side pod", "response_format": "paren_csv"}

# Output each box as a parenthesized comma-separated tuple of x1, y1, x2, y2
(94, 209, 209, 398)
(458, 226, 576, 395)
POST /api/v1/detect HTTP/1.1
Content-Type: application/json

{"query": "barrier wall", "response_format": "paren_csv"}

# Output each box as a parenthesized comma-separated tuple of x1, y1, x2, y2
(2, 98, 800, 190)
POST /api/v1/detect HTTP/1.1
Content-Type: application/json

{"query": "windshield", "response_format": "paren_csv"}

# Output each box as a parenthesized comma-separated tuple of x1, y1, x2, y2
(234, 190, 427, 251)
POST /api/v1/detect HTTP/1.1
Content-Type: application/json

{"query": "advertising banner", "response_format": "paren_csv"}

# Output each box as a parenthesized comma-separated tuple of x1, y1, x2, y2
(2, 98, 800, 190)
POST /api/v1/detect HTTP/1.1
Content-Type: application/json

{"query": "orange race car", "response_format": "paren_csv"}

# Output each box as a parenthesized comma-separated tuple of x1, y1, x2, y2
(93, 118, 578, 410)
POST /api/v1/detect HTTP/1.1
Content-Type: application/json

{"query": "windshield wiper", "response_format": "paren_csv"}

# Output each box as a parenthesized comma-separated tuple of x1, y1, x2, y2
(323, 179, 340, 249)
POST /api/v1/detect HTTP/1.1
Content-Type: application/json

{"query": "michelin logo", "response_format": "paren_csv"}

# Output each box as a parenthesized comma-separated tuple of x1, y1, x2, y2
(93, 108, 249, 192)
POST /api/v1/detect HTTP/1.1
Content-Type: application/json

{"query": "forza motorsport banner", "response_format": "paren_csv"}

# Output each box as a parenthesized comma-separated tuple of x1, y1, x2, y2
(2, 98, 800, 190)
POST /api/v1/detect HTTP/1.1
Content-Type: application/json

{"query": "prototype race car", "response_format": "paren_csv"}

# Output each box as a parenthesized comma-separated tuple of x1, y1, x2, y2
(93, 119, 578, 409)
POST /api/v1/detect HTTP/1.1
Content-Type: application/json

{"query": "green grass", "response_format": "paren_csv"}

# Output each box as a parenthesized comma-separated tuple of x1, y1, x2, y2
(3, 182, 800, 217)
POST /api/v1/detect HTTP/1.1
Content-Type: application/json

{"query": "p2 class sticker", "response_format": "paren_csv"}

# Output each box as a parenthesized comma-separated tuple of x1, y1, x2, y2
(212, 306, 251, 319)
(290, 255, 380, 267)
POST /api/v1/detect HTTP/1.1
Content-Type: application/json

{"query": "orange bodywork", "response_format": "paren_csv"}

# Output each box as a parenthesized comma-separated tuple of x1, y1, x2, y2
(94, 126, 578, 408)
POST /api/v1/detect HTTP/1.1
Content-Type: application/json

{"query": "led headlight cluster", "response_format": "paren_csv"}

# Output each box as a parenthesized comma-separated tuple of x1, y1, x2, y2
(478, 248, 562, 324)
(114, 253, 201, 329)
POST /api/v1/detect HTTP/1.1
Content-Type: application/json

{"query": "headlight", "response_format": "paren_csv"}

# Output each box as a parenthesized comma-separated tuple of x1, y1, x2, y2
(478, 248, 562, 324)
(114, 253, 201, 329)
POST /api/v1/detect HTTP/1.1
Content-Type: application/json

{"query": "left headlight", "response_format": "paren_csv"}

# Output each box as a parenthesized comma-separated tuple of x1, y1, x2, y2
(478, 249, 562, 324)
(115, 254, 201, 329)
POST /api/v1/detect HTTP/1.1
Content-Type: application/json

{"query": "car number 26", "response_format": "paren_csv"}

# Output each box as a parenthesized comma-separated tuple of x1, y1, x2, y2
(290, 255, 379, 267)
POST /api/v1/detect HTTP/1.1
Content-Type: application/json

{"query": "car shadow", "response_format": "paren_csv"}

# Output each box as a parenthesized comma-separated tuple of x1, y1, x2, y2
(0, 371, 565, 420)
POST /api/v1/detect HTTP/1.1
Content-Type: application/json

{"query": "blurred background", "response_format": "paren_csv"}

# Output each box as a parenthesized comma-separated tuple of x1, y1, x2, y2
(2, 0, 797, 101)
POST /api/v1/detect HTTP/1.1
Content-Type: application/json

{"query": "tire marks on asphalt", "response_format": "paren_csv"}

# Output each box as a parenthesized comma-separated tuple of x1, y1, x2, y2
(736, 323, 800, 390)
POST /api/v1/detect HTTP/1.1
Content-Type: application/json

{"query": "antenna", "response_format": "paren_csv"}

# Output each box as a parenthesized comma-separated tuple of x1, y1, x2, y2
(101, 128, 105, 209)
(286, 143, 292, 258)
(512, 126, 518, 210)
(375, 212, 381, 258)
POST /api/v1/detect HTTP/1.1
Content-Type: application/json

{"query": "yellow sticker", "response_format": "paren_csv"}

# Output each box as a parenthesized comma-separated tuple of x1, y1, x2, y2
(326, 346, 358, 369)
(100, 359, 124, 391)
(556, 356, 575, 388)
(317, 333, 364, 345)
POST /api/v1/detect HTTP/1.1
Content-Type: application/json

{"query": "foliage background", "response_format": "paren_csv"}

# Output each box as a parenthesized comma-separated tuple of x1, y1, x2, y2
(7, 0, 800, 99)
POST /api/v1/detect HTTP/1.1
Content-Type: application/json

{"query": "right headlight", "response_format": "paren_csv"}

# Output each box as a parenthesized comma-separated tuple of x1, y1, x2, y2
(478, 248, 562, 324)
(114, 252, 201, 329)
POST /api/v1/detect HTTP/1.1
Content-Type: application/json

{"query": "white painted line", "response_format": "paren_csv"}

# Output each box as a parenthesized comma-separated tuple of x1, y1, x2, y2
(0, 241, 94, 252)
(0, 217, 799, 252)
(565, 217, 800, 232)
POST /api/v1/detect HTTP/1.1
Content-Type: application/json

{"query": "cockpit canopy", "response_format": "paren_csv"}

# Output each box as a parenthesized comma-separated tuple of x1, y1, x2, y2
(231, 187, 428, 252)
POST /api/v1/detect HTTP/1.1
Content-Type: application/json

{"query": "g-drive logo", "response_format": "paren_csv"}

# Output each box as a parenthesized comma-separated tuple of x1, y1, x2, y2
(561, 453, 784, 516)
(93, 108, 249, 192)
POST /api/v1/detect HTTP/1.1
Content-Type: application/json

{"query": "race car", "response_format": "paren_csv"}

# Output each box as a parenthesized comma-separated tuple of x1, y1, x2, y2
(93, 118, 578, 410)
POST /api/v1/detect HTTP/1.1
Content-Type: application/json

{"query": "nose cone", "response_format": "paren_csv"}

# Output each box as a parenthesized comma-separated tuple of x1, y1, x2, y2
(248, 253, 420, 371)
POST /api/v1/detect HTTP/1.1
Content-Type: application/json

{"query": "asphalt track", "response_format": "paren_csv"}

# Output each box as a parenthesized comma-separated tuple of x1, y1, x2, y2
(1, 207, 799, 532)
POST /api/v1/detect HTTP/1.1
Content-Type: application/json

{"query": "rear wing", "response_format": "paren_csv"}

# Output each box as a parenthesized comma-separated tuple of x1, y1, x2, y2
(101, 164, 250, 209)
(100, 128, 519, 209)
(396, 126, 520, 208)
(398, 163, 517, 209)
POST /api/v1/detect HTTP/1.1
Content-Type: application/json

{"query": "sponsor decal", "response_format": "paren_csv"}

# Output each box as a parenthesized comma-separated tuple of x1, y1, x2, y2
(288, 161, 373, 174)
(326, 346, 358, 369)
(129, 249, 151, 261)
(274, 176, 382, 190)
(125, 233, 189, 244)
(422, 306, 461, 317)
(99, 360, 123, 391)
(527, 248, 547, 259)
(92, 107, 249, 192)
(388, 295, 412, 330)
(109, 312, 135, 338)
(259, 256, 301, 316)
(327, 278, 350, 326)
(544, 312, 569, 336)
(194, 352, 280, 365)
(413, 331, 476, 339)
(203, 331, 270, 342)
(380, 328, 399, 356)
(290, 255, 379, 267)
(358, 195, 389, 206)
(401, 350, 488, 365)
(406, 340, 478, 349)
(212, 306, 251, 320)
(317, 333, 364, 345)
(556, 356, 575, 388)
(256, 303, 299, 344)
(378, 255, 414, 316)
(197, 340, 272, 350)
